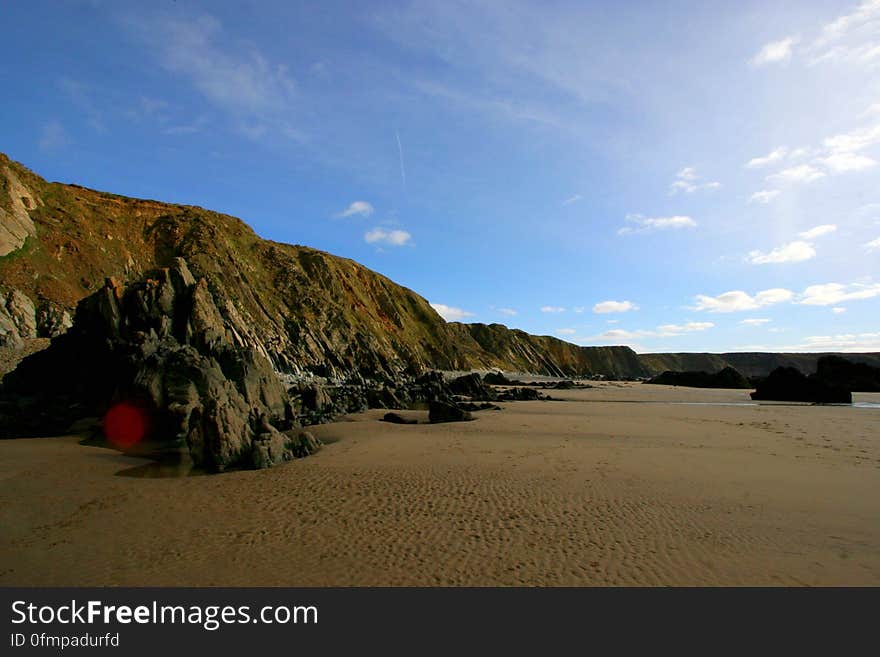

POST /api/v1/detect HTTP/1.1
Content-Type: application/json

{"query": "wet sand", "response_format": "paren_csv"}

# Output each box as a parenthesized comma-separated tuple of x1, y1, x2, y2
(1, 382, 878, 586)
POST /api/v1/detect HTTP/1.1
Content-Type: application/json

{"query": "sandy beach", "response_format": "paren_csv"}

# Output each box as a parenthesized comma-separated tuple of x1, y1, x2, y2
(1, 382, 878, 586)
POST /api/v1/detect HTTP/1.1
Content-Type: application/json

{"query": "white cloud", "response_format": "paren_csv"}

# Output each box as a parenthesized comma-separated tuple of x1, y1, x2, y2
(862, 103, 880, 117)
(561, 194, 582, 206)
(823, 123, 880, 153)
(540, 306, 566, 313)
(798, 282, 880, 306)
(832, 307, 847, 314)
(798, 224, 837, 239)
(364, 228, 412, 246)
(747, 240, 816, 264)
(619, 214, 697, 235)
(592, 300, 638, 314)
(670, 167, 720, 194)
(556, 328, 577, 335)
(655, 322, 714, 336)
(595, 322, 713, 341)
(809, 1, 880, 65)
(336, 201, 375, 218)
(692, 288, 794, 312)
(785, 333, 880, 352)
(865, 236, 880, 251)
(746, 147, 788, 168)
(572, 306, 586, 313)
(749, 190, 781, 204)
(430, 303, 474, 321)
(497, 307, 518, 316)
(769, 164, 826, 183)
(740, 318, 771, 326)
(818, 152, 877, 172)
(750, 36, 799, 66)
(598, 328, 648, 341)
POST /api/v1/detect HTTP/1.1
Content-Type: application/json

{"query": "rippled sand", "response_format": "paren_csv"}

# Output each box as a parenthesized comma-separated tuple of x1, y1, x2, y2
(2, 382, 878, 586)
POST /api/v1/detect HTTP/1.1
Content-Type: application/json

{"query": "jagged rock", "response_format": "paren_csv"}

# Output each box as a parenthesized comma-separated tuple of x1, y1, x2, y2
(366, 385, 406, 409)
(449, 372, 497, 401)
(497, 387, 541, 401)
(646, 367, 750, 389)
(35, 300, 73, 337)
(5, 290, 36, 339)
(750, 367, 852, 404)
(0, 258, 300, 472)
(0, 163, 38, 257)
(428, 400, 473, 423)
(383, 412, 419, 424)
(483, 371, 514, 385)
(0, 305, 22, 349)
(815, 355, 880, 392)
(409, 371, 454, 403)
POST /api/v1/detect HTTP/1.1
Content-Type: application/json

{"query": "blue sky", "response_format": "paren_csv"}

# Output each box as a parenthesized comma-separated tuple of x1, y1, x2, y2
(1, 0, 879, 353)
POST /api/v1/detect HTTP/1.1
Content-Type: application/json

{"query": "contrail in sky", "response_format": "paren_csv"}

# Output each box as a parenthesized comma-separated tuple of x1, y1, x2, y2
(395, 129, 406, 189)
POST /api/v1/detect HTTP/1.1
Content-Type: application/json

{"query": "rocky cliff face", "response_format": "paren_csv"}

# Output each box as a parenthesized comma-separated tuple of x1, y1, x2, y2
(454, 322, 648, 378)
(0, 153, 649, 379)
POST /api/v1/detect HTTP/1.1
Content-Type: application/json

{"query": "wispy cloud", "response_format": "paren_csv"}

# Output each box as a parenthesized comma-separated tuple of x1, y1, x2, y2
(768, 164, 826, 183)
(865, 236, 880, 251)
(126, 13, 298, 138)
(799, 224, 838, 239)
(497, 307, 518, 316)
(749, 190, 781, 204)
(561, 194, 583, 206)
(798, 282, 880, 306)
(618, 214, 696, 235)
(745, 147, 788, 168)
(335, 201, 375, 218)
(364, 227, 412, 246)
(592, 300, 638, 314)
(692, 289, 794, 312)
(395, 130, 407, 189)
(540, 306, 566, 313)
(740, 318, 771, 326)
(832, 307, 848, 314)
(38, 121, 69, 152)
(430, 303, 474, 322)
(750, 36, 799, 66)
(556, 328, 577, 335)
(669, 167, 720, 194)
(595, 322, 714, 341)
(747, 240, 816, 265)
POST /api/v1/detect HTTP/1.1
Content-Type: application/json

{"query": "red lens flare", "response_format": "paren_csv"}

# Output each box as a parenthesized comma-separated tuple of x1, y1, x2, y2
(103, 402, 149, 449)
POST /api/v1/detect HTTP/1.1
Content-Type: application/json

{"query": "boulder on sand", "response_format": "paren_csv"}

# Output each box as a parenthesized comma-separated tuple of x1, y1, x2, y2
(382, 411, 419, 424)
(428, 400, 473, 423)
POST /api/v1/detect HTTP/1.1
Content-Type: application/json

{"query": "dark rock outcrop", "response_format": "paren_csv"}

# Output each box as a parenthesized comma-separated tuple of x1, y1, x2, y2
(483, 371, 514, 385)
(815, 355, 880, 392)
(645, 367, 750, 389)
(750, 367, 852, 404)
(428, 400, 473, 423)
(449, 372, 498, 401)
(497, 387, 541, 401)
(0, 258, 311, 471)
